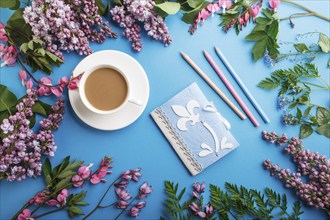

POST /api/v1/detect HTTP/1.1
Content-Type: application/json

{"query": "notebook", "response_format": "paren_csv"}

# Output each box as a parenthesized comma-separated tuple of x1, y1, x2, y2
(151, 83, 239, 176)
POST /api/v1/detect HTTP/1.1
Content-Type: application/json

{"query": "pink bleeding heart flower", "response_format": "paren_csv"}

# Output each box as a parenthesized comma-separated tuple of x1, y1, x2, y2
(51, 86, 62, 97)
(197, 211, 206, 218)
(189, 202, 199, 212)
(129, 206, 141, 217)
(46, 199, 59, 207)
(244, 12, 250, 22)
(58, 76, 69, 90)
(116, 200, 129, 209)
(138, 181, 152, 199)
(219, 0, 232, 14)
(0, 22, 8, 42)
(207, 3, 220, 17)
(18, 209, 34, 220)
(115, 187, 131, 201)
(0, 51, 16, 67)
(31, 192, 45, 205)
(78, 164, 93, 179)
(38, 77, 52, 96)
(72, 175, 84, 187)
(238, 17, 244, 25)
(57, 189, 69, 206)
(250, 5, 260, 17)
(0, 44, 7, 59)
(26, 79, 33, 91)
(19, 70, 27, 86)
(205, 204, 214, 215)
(90, 174, 101, 184)
(135, 201, 146, 209)
(198, 8, 211, 24)
(269, 0, 280, 9)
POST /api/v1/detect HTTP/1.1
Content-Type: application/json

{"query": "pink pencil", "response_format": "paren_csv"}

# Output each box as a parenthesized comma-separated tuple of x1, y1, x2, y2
(203, 50, 260, 127)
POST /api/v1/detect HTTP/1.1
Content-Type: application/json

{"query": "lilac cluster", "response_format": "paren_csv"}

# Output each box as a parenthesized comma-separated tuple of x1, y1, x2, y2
(263, 131, 330, 215)
(113, 168, 152, 217)
(0, 90, 64, 181)
(189, 182, 214, 218)
(110, 0, 172, 52)
(23, 0, 117, 59)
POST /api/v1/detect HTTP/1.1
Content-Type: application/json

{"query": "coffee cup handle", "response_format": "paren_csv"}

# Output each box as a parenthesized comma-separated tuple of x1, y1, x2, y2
(128, 98, 143, 106)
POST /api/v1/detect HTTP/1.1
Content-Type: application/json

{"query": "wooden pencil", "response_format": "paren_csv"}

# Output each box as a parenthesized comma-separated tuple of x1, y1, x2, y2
(180, 51, 247, 120)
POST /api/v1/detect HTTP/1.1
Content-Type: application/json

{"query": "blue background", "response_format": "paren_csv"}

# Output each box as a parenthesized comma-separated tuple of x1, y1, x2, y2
(1, 1, 329, 219)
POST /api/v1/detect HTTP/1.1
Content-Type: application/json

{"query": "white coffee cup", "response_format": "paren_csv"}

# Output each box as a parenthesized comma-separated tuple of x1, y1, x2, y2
(79, 64, 143, 114)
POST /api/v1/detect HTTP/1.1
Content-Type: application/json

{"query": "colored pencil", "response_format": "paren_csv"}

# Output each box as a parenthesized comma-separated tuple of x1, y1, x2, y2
(180, 51, 247, 120)
(203, 50, 260, 127)
(214, 47, 270, 123)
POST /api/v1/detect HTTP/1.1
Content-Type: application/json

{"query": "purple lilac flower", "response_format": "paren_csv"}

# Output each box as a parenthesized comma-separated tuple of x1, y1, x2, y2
(263, 131, 330, 215)
(264, 51, 275, 67)
(0, 90, 64, 181)
(110, 0, 172, 51)
(23, 0, 117, 59)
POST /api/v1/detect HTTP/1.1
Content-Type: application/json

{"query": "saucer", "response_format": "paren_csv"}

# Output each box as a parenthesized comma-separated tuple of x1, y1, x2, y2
(68, 50, 149, 130)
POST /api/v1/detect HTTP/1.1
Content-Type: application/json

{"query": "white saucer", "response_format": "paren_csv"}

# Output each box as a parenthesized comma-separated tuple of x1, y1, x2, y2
(68, 50, 149, 130)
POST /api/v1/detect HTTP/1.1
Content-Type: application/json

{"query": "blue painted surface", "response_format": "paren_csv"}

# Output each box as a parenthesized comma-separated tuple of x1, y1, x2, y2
(0, 1, 329, 219)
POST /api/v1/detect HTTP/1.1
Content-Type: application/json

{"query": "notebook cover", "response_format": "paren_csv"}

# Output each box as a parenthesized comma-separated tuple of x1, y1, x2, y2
(151, 83, 239, 176)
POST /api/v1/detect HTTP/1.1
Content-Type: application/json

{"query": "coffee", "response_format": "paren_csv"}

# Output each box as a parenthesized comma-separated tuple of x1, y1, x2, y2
(84, 67, 128, 111)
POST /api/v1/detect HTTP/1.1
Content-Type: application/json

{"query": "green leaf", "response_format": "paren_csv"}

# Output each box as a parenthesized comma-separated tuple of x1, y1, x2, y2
(316, 107, 330, 124)
(20, 43, 28, 53)
(299, 124, 313, 139)
(294, 43, 309, 53)
(182, 1, 209, 24)
(6, 8, 33, 46)
(29, 115, 36, 128)
(187, 0, 204, 8)
(316, 124, 330, 138)
(0, 0, 19, 9)
(76, 201, 88, 206)
(32, 102, 47, 116)
(54, 176, 71, 191)
(303, 106, 314, 117)
(318, 33, 330, 53)
(257, 78, 280, 90)
(252, 38, 268, 62)
(28, 40, 34, 50)
(256, 17, 272, 25)
(296, 108, 302, 120)
(155, 2, 180, 16)
(0, 85, 18, 112)
(96, 0, 106, 16)
(245, 31, 267, 42)
(43, 158, 52, 181)
(58, 171, 76, 179)
(67, 206, 84, 216)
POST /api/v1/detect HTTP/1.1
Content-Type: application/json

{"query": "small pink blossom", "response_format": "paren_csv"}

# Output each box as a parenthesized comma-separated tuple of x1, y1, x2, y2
(31, 192, 45, 205)
(205, 204, 214, 215)
(0, 22, 8, 42)
(239, 17, 244, 25)
(19, 70, 27, 86)
(58, 76, 69, 90)
(72, 174, 84, 187)
(138, 181, 152, 199)
(116, 200, 129, 209)
(269, 0, 280, 9)
(244, 12, 250, 22)
(197, 211, 206, 218)
(129, 206, 140, 217)
(0, 44, 7, 58)
(250, 5, 260, 17)
(26, 79, 33, 91)
(18, 209, 34, 220)
(56, 189, 69, 206)
(189, 202, 199, 212)
(1, 47, 17, 67)
(78, 164, 92, 179)
(51, 87, 62, 97)
(115, 187, 131, 201)
(219, 0, 232, 13)
(90, 174, 101, 184)
(135, 201, 146, 209)
(46, 199, 59, 206)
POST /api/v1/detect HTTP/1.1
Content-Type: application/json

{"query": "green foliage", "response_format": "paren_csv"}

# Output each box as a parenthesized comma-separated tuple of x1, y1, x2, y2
(163, 181, 304, 220)
(154, 0, 210, 24)
(163, 181, 194, 220)
(20, 39, 63, 74)
(66, 191, 88, 218)
(0, 0, 20, 10)
(319, 33, 330, 53)
(245, 9, 280, 62)
(258, 64, 330, 139)
(5, 8, 63, 74)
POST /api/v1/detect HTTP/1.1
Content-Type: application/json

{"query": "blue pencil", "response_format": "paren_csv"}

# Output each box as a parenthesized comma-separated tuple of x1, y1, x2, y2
(214, 47, 270, 123)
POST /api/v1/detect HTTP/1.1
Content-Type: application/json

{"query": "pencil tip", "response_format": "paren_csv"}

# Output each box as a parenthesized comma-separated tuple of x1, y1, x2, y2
(180, 51, 185, 56)
(214, 46, 219, 51)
